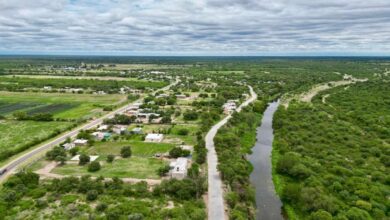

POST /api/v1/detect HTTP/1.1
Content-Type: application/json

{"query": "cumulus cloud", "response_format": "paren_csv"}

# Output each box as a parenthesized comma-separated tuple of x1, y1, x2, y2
(0, 0, 389, 55)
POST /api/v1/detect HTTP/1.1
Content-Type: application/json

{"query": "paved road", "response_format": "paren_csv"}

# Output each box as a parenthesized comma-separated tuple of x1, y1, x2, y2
(0, 79, 178, 182)
(206, 86, 257, 220)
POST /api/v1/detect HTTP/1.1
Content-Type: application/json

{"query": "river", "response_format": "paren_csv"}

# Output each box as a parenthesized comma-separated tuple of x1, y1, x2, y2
(248, 100, 284, 220)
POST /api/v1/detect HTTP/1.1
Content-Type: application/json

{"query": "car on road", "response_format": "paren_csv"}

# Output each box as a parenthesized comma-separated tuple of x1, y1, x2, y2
(0, 168, 7, 176)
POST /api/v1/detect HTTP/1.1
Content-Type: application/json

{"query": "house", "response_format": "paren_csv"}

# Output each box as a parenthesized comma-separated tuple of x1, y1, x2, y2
(170, 157, 188, 179)
(71, 155, 99, 162)
(131, 127, 143, 134)
(223, 100, 237, 115)
(156, 94, 169, 99)
(175, 94, 187, 99)
(73, 139, 88, 146)
(92, 132, 105, 140)
(62, 143, 75, 150)
(113, 125, 127, 135)
(145, 133, 164, 142)
(97, 124, 109, 131)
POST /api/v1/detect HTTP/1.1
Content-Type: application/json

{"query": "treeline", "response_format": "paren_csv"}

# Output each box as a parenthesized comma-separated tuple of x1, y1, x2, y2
(272, 82, 389, 219)
(0, 171, 206, 219)
(214, 101, 267, 219)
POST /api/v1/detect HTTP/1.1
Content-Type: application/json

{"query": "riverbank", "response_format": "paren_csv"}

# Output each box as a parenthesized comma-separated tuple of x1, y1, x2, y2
(248, 101, 284, 220)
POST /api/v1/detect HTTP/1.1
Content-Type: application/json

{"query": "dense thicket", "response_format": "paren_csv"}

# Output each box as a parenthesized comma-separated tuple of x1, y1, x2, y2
(273, 81, 390, 219)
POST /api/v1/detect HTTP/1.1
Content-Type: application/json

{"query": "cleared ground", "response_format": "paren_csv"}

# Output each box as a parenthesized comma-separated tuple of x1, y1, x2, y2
(86, 141, 175, 157)
(52, 157, 166, 179)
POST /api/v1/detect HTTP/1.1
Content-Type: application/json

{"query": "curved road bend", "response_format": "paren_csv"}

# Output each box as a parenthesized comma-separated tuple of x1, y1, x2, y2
(0, 79, 179, 182)
(206, 86, 257, 220)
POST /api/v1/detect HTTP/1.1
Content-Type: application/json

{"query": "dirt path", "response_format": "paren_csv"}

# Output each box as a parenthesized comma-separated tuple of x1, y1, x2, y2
(281, 74, 367, 108)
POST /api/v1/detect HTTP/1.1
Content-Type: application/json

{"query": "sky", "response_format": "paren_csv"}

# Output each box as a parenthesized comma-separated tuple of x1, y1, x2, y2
(0, 0, 390, 56)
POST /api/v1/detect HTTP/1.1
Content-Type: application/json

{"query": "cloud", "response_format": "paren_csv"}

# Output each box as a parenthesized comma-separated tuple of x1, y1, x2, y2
(0, 0, 389, 55)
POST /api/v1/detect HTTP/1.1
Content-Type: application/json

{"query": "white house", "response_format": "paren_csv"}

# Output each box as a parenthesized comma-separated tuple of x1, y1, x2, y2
(145, 133, 164, 142)
(175, 94, 187, 99)
(62, 143, 75, 150)
(223, 100, 237, 115)
(73, 139, 88, 146)
(97, 124, 109, 131)
(131, 127, 143, 134)
(92, 132, 105, 140)
(170, 157, 188, 179)
(113, 125, 127, 135)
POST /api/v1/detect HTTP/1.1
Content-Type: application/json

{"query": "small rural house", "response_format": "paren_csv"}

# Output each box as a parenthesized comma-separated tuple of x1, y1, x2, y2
(113, 125, 127, 135)
(92, 132, 111, 140)
(62, 143, 75, 150)
(145, 133, 164, 142)
(73, 139, 88, 146)
(131, 127, 143, 134)
(170, 157, 188, 179)
(97, 124, 109, 131)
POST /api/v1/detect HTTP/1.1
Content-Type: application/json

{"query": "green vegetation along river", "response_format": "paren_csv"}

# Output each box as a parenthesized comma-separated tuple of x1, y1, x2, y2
(248, 101, 284, 220)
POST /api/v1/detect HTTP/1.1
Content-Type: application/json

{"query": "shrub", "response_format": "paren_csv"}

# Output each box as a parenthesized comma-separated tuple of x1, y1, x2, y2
(177, 128, 189, 136)
(78, 154, 90, 165)
(157, 165, 170, 177)
(107, 154, 115, 163)
(120, 146, 132, 158)
(96, 203, 107, 212)
(309, 210, 332, 220)
(86, 190, 98, 201)
(88, 161, 101, 172)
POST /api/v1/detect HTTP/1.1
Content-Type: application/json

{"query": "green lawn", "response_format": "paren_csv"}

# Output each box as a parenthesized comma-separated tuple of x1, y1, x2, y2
(52, 157, 166, 179)
(0, 120, 73, 159)
(86, 140, 175, 157)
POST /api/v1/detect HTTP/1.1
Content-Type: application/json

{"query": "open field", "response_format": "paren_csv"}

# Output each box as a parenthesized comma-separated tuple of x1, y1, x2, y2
(0, 91, 127, 119)
(0, 120, 73, 160)
(86, 141, 175, 157)
(1, 74, 143, 81)
(52, 157, 166, 179)
(0, 76, 168, 91)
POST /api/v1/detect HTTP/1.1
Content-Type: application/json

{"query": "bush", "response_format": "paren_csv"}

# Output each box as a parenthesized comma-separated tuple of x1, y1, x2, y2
(88, 161, 101, 172)
(86, 190, 98, 201)
(157, 165, 170, 177)
(120, 146, 132, 158)
(309, 210, 332, 220)
(96, 203, 107, 212)
(183, 111, 199, 121)
(177, 128, 189, 136)
(46, 146, 66, 161)
(169, 147, 190, 158)
(107, 154, 115, 163)
(78, 154, 90, 165)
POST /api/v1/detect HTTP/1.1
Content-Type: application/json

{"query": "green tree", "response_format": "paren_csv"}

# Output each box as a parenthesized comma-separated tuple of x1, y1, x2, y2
(120, 146, 132, 158)
(88, 161, 101, 172)
(86, 190, 98, 201)
(78, 154, 90, 165)
(106, 154, 115, 163)
(310, 210, 333, 220)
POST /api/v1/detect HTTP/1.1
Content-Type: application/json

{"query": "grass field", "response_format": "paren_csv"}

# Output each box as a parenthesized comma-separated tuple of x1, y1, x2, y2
(52, 157, 166, 179)
(0, 120, 73, 156)
(0, 91, 126, 119)
(86, 141, 175, 157)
